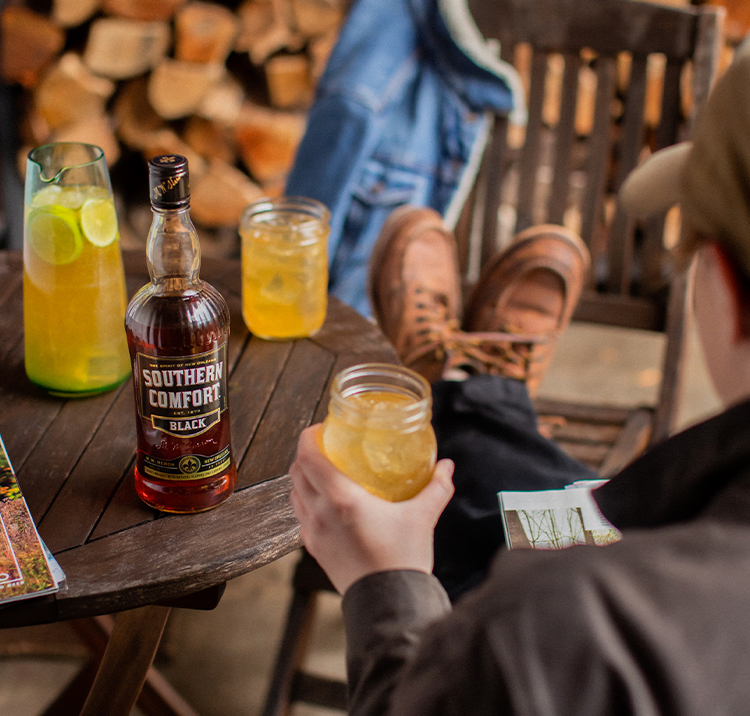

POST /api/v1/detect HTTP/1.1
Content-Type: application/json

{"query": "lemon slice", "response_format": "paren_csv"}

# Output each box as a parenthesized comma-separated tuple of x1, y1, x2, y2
(80, 198, 118, 247)
(27, 207, 83, 265)
(30, 186, 63, 208)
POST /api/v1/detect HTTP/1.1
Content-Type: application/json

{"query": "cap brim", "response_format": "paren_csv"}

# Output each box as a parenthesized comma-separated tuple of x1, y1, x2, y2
(619, 142, 692, 218)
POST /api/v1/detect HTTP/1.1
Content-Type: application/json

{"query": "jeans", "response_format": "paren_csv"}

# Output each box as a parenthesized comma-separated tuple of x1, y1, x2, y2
(431, 375, 598, 600)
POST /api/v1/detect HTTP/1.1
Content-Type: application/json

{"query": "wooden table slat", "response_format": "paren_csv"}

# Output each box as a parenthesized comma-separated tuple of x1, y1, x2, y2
(12, 383, 126, 523)
(227, 336, 294, 466)
(38, 384, 143, 553)
(89, 454, 153, 541)
(0, 346, 65, 473)
(238, 339, 335, 489)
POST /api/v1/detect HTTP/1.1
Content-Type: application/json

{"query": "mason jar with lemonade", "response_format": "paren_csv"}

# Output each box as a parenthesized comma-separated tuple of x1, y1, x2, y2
(320, 363, 437, 502)
(239, 197, 329, 340)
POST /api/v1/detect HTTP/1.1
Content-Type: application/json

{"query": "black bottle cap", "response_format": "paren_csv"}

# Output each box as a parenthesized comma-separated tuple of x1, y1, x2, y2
(148, 154, 190, 208)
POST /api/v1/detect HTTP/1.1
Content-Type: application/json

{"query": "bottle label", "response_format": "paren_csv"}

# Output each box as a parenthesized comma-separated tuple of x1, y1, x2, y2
(135, 345, 228, 438)
(141, 447, 232, 482)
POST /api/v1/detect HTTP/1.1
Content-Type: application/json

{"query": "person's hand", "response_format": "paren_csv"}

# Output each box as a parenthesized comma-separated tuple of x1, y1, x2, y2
(289, 424, 455, 595)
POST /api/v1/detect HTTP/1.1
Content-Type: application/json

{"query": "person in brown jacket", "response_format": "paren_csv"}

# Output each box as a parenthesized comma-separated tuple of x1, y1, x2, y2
(288, 44, 750, 716)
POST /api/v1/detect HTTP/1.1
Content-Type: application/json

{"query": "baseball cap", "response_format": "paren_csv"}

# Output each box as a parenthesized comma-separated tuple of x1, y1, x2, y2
(619, 40, 750, 275)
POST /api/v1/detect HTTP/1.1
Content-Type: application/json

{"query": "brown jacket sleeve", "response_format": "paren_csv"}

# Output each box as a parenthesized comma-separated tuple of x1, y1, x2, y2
(342, 570, 451, 715)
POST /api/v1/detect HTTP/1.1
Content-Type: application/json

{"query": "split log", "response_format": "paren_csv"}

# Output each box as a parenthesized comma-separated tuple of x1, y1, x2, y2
(175, 2, 240, 64)
(34, 53, 116, 131)
(191, 159, 264, 227)
(233, 102, 307, 185)
(113, 77, 207, 173)
(83, 17, 171, 80)
(113, 77, 168, 149)
(235, 0, 275, 52)
(644, 53, 667, 131)
(183, 117, 237, 165)
(147, 59, 225, 120)
(52, 0, 101, 28)
(196, 74, 246, 124)
(136, 128, 208, 175)
(308, 30, 338, 81)
(707, 0, 750, 44)
(290, 0, 344, 37)
(0, 6, 65, 88)
(101, 0, 187, 22)
(18, 113, 122, 171)
(235, 0, 304, 66)
(51, 114, 121, 167)
(265, 54, 314, 108)
(575, 64, 597, 137)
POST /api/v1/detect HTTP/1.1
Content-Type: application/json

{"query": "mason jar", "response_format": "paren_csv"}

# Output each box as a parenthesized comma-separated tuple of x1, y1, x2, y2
(320, 363, 437, 502)
(239, 196, 329, 340)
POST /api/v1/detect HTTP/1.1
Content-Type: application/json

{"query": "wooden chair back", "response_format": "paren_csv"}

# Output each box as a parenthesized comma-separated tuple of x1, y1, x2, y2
(459, 0, 725, 450)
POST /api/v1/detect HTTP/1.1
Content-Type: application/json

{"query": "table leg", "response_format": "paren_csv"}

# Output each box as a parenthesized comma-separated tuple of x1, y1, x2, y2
(79, 605, 171, 716)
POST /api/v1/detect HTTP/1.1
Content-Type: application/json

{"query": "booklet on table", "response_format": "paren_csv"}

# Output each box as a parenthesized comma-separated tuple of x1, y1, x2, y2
(498, 480, 622, 550)
(0, 434, 64, 605)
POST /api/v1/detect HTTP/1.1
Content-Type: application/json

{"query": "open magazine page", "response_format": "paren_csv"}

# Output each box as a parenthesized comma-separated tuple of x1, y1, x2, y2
(498, 480, 621, 550)
(0, 435, 63, 605)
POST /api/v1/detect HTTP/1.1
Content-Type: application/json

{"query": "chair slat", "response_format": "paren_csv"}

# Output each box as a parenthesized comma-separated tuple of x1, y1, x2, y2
(549, 52, 581, 224)
(606, 54, 648, 294)
(516, 50, 549, 232)
(640, 59, 685, 295)
(580, 56, 617, 266)
(480, 116, 511, 266)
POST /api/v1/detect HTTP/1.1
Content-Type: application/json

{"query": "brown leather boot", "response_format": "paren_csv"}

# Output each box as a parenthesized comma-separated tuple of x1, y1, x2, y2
(458, 225, 590, 397)
(368, 206, 463, 383)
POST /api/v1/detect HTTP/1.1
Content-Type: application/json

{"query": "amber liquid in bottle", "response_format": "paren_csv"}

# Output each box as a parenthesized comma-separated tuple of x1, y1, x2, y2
(125, 154, 237, 513)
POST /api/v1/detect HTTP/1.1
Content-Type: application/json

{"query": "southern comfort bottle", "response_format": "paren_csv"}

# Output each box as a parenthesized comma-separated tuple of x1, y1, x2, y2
(125, 154, 236, 512)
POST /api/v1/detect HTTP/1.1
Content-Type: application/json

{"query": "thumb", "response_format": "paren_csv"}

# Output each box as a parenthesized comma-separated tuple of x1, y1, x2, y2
(411, 458, 455, 516)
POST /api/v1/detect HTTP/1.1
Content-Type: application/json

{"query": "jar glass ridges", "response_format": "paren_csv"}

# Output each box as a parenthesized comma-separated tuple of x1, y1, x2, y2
(23, 142, 130, 396)
(321, 363, 437, 502)
(239, 196, 329, 340)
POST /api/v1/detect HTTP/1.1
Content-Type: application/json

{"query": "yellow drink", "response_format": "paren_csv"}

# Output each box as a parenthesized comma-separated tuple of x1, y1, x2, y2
(240, 197, 329, 339)
(23, 184, 131, 395)
(321, 365, 437, 502)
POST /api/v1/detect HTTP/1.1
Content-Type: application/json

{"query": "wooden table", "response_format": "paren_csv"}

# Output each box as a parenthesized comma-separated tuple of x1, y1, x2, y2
(0, 249, 397, 715)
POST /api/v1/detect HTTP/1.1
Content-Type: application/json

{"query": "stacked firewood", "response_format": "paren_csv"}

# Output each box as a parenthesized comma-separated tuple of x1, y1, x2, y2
(0, 0, 346, 254)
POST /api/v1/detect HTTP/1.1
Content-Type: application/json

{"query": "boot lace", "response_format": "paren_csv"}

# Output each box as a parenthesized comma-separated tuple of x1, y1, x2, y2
(398, 285, 549, 382)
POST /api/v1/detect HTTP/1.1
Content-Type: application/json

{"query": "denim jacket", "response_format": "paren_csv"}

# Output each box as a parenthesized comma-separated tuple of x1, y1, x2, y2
(285, 0, 525, 317)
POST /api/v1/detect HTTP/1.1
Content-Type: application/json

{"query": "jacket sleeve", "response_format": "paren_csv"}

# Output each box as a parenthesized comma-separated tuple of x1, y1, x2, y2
(341, 570, 451, 716)
(342, 568, 518, 715)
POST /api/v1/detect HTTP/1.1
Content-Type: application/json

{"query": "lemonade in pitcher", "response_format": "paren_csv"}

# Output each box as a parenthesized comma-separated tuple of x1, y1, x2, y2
(240, 197, 329, 339)
(320, 364, 437, 502)
(23, 143, 130, 396)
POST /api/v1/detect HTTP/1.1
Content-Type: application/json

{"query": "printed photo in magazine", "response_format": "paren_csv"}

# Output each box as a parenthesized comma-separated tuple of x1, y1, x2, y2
(498, 481, 622, 550)
(0, 435, 62, 605)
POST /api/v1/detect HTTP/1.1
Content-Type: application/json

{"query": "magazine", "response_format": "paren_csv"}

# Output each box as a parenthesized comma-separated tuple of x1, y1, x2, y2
(498, 480, 622, 550)
(0, 435, 63, 605)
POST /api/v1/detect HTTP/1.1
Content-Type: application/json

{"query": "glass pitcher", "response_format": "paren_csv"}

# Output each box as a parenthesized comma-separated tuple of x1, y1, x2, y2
(23, 142, 130, 396)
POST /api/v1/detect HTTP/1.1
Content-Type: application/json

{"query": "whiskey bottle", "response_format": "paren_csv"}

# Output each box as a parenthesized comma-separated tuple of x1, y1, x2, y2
(125, 154, 237, 513)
